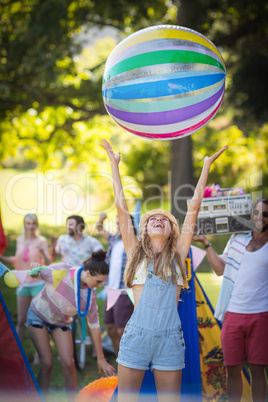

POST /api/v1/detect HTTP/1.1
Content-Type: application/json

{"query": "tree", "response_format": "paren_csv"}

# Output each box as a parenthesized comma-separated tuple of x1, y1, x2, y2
(0, 0, 267, 200)
(0, 0, 178, 167)
(171, 0, 268, 219)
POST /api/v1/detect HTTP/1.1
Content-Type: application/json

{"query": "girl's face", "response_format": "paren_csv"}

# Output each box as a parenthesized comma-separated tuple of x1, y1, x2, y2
(146, 214, 172, 240)
(24, 217, 38, 235)
(84, 272, 108, 289)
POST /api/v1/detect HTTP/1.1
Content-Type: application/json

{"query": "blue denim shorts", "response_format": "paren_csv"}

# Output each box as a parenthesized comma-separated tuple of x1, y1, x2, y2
(26, 306, 70, 333)
(117, 324, 185, 371)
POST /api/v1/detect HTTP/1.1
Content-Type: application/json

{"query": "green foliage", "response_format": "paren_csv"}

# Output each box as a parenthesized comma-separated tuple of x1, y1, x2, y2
(192, 123, 268, 191)
(0, 0, 267, 197)
(180, 0, 268, 130)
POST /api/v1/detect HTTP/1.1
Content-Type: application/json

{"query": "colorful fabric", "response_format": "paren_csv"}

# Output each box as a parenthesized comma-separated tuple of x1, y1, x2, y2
(30, 263, 99, 329)
(106, 234, 127, 289)
(0, 290, 43, 399)
(195, 275, 252, 401)
(214, 232, 252, 321)
(55, 233, 103, 266)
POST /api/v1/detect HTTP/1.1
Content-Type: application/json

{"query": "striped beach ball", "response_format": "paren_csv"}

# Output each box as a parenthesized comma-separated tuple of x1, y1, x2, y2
(102, 25, 226, 140)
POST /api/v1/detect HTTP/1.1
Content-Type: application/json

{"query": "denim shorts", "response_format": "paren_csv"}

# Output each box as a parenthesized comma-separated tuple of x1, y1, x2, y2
(117, 324, 185, 371)
(26, 306, 70, 333)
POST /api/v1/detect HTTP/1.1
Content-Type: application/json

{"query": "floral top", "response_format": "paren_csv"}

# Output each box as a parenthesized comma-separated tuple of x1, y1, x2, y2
(132, 259, 184, 286)
(55, 233, 103, 266)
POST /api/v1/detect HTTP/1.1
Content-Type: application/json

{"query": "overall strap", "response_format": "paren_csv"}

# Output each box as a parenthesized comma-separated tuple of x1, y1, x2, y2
(147, 260, 154, 273)
(147, 259, 176, 273)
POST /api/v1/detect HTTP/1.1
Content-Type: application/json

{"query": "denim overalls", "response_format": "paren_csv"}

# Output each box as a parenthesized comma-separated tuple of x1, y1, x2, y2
(117, 262, 185, 371)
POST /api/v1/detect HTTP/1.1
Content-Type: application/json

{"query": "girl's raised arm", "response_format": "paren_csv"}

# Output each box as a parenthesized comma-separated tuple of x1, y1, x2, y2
(100, 139, 138, 257)
(177, 145, 228, 262)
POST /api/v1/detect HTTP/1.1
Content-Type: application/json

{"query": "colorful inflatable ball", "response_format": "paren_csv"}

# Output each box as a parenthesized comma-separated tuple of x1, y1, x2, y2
(102, 25, 226, 140)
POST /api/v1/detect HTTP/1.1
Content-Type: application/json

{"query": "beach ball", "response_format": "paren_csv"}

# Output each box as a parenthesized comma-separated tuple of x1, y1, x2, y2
(4, 271, 19, 288)
(102, 25, 226, 140)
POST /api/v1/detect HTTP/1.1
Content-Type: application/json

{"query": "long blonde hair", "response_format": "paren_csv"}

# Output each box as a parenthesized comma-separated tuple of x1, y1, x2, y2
(22, 213, 40, 238)
(124, 218, 188, 288)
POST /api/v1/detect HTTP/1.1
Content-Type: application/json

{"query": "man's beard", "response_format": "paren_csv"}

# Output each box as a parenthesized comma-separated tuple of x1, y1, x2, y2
(254, 222, 268, 233)
(260, 223, 268, 233)
(68, 230, 76, 236)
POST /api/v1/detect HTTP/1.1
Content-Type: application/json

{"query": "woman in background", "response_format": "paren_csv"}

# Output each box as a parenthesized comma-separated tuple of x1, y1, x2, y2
(26, 250, 115, 401)
(0, 213, 50, 341)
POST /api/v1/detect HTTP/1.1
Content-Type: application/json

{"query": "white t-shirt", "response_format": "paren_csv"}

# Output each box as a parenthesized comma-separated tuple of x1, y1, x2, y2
(227, 243, 268, 314)
(108, 239, 125, 289)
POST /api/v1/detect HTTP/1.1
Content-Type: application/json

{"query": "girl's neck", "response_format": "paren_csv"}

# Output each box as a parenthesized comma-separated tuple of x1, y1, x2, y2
(25, 233, 37, 240)
(151, 238, 166, 255)
(79, 270, 89, 289)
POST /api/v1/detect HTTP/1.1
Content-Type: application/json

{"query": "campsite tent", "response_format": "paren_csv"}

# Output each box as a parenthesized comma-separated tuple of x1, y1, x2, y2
(0, 290, 44, 402)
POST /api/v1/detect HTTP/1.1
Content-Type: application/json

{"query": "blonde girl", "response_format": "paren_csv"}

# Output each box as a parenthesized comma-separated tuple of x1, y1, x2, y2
(101, 139, 227, 402)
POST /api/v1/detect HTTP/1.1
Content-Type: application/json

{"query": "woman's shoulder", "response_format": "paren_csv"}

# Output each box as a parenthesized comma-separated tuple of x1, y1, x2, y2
(37, 235, 48, 243)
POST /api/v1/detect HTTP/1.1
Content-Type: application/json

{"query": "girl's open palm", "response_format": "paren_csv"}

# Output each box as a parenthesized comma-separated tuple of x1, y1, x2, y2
(100, 139, 120, 165)
(204, 145, 228, 166)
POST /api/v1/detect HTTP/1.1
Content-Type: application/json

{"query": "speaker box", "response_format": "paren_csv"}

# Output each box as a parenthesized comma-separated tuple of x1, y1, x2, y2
(195, 214, 252, 235)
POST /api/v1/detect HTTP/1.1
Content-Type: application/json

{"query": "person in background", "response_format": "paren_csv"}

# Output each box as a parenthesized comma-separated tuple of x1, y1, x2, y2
(50, 215, 103, 265)
(96, 212, 134, 356)
(193, 196, 268, 402)
(26, 250, 115, 401)
(0, 213, 50, 341)
(50, 215, 104, 359)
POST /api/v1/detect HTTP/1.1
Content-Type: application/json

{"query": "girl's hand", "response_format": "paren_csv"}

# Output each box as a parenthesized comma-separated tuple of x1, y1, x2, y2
(99, 212, 107, 222)
(97, 357, 116, 377)
(29, 263, 43, 278)
(100, 139, 121, 165)
(204, 145, 228, 166)
(192, 229, 207, 245)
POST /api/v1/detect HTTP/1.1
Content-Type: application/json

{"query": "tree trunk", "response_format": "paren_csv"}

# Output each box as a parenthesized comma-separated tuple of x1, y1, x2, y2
(171, 0, 195, 221)
(171, 137, 195, 220)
